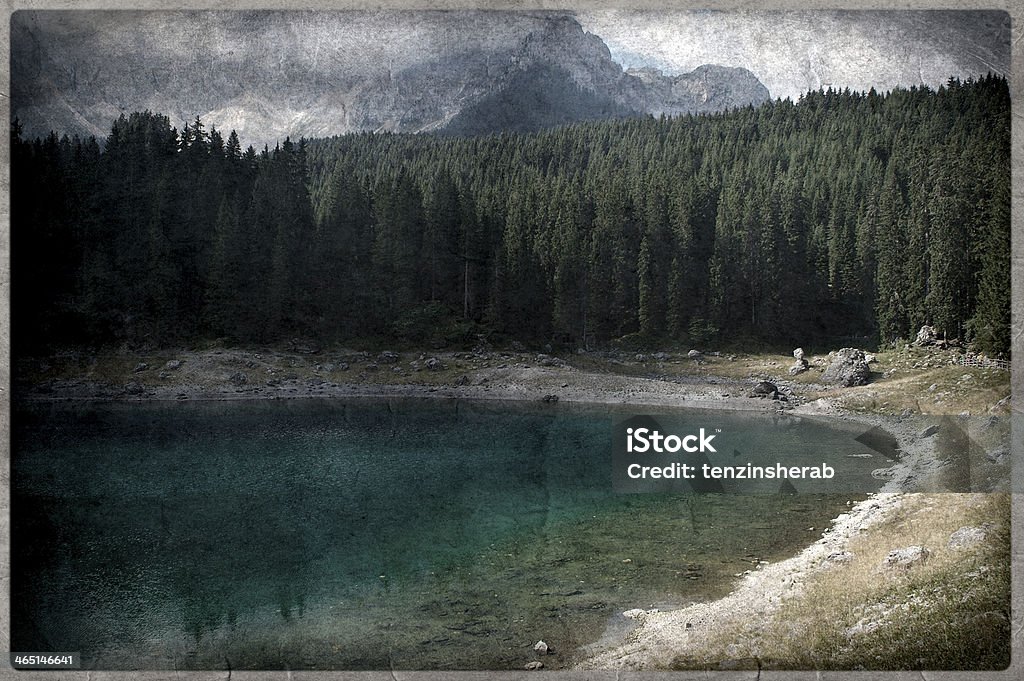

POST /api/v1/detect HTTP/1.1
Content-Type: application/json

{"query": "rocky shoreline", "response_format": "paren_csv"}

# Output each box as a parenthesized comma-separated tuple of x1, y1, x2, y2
(574, 491, 910, 669)
(17, 346, 1007, 670)
(573, 401, 936, 669)
(20, 347, 788, 408)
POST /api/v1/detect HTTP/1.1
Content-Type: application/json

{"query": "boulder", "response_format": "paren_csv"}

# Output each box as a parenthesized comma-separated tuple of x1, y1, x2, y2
(920, 424, 940, 438)
(882, 545, 930, 571)
(789, 358, 809, 375)
(793, 347, 805, 361)
(824, 551, 854, 566)
(541, 394, 559, 403)
(289, 339, 321, 354)
(425, 357, 444, 371)
(164, 359, 183, 371)
(986, 448, 1008, 464)
(948, 526, 987, 550)
(533, 640, 549, 655)
(821, 348, 870, 387)
(124, 381, 144, 395)
(229, 372, 248, 386)
(133, 362, 149, 373)
(915, 325, 938, 346)
(524, 661, 543, 670)
(751, 381, 778, 398)
(687, 349, 703, 360)
(378, 351, 400, 364)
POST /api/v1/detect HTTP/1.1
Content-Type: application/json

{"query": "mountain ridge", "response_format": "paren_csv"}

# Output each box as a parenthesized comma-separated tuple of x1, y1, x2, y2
(12, 11, 771, 146)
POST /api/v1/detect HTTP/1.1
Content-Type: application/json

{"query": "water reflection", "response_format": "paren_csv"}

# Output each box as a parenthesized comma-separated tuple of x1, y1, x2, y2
(13, 398, 877, 670)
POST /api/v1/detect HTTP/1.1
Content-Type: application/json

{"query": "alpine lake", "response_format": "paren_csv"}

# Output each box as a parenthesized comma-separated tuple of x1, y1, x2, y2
(11, 397, 882, 670)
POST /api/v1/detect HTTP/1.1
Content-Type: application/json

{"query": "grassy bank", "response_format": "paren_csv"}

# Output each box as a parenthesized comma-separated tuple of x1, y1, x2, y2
(668, 493, 1011, 671)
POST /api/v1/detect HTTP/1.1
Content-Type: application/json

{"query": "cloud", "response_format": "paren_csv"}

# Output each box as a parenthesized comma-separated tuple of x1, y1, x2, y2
(577, 10, 1010, 100)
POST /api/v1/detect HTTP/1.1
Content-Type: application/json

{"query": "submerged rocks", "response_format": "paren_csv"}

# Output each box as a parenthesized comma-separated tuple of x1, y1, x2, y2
(821, 348, 870, 387)
(541, 394, 559, 403)
(622, 608, 659, 619)
(870, 467, 896, 480)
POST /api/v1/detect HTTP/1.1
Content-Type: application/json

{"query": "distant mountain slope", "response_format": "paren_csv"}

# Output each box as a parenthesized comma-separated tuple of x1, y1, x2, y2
(442, 63, 640, 136)
(11, 11, 770, 146)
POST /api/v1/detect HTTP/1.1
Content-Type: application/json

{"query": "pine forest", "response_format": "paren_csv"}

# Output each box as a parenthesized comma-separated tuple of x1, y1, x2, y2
(11, 75, 1011, 357)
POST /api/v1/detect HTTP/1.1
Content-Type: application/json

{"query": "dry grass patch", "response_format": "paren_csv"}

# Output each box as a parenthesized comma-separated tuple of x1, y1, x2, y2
(671, 492, 1010, 671)
(834, 365, 1009, 417)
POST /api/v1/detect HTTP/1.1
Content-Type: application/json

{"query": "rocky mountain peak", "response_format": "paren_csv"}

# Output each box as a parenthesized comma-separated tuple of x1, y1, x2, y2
(12, 11, 771, 146)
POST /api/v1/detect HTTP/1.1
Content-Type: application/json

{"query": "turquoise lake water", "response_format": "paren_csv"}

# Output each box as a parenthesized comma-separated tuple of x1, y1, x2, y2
(11, 398, 879, 670)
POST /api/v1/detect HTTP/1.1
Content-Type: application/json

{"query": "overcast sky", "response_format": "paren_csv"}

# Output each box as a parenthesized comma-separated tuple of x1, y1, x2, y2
(578, 10, 1010, 100)
(11, 9, 1011, 145)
